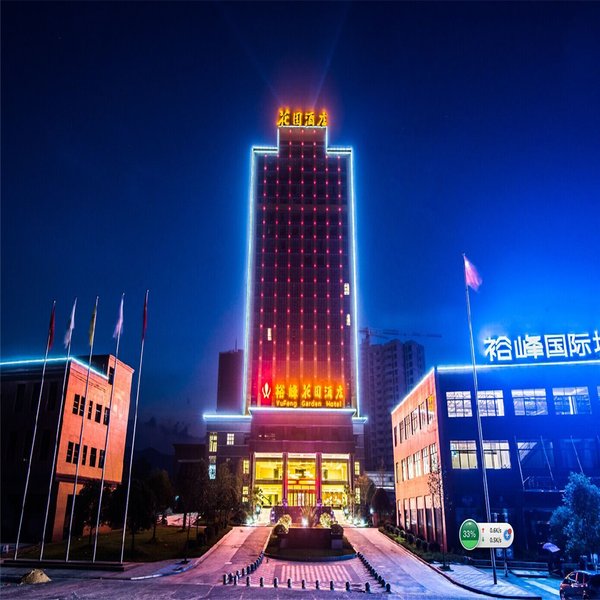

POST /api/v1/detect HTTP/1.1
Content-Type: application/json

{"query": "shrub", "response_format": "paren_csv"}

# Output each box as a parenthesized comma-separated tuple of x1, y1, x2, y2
(320, 513, 332, 528)
(415, 538, 422, 549)
(429, 541, 440, 552)
(407, 533, 414, 544)
(274, 523, 288, 535)
(399, 529, 406, 538)
(278, 514, 292, 528)
(204, 525, 215, 540)
(331, 523, 344, 537)
(421, 541, 429, 552)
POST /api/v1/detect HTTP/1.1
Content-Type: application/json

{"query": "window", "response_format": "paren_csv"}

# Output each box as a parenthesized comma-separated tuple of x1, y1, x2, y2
(553, 387, 591, 415)
(395, 461, 399, 483)
(226, 433, 235, 446)
(82, 445, 88, 466)
(99, 449, 105, 468)
(446, 391, 472, 417)
(427, 394, 435, 423)
(450, 441, 478, 470)
(414, 451, 422, 477)
(87, 401, 93, 420)
(411, 409, 419, 433)
(73, 443, 80, 464)
(483, 441, 511, 469)
(209, 432, 218, 453)
(401, 458, 407, 481)
(346, 314, 351, 326)
(343, 283, 350, 296)
(419, 402, 427, 428)
(393, 426, 397, 447)
(512, 389, 548, 416)
(399, 420, 404, 443)
(209, 456, 216, 480)
(430, 443, 439, 471)
(517, 440, 554, 468)
(267, 327, 272, 341)
(477, 390, 504, 417)
(95, 404, 102, 423)
(66, 441, 74, 463)
(404, 416, 411, 438)
(73, 394, 81, 415)
(407, 454, 414, 479)
(354, 460, 360, 476)
(242, 485, 249, 503)
(243, 459, 250, 475)
(423, 446, 430, 475)
(103, 407, 110, 425)
(31, 383, 41, 411)
(90, 447, 97, 467)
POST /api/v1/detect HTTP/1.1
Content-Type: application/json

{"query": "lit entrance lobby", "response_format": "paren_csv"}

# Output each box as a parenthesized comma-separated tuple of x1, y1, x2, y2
(254, 453, 350, 508)
(249, 408, 364, 510)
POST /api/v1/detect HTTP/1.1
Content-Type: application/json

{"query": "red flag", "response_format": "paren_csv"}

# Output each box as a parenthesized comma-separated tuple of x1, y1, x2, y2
(464, 255, 482, 291)
(48, 302, 56, 350)
(142, 290, 148, 341)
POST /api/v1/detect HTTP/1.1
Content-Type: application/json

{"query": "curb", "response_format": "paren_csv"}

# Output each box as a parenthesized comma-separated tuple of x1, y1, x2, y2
(377, 530, 541, 600)
(130, 526, 236, 581)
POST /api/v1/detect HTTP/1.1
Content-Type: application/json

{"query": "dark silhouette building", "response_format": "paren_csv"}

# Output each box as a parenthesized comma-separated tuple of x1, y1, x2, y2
(216, 349, 243, 413)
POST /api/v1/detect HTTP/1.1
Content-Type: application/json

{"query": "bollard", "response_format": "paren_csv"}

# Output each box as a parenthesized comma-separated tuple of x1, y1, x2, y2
(385, 582, 391, 593)
(241, 567, 245, 576)
(274, 577, 278, 588)
(302, 579, 306, 589)
(229, 572, 234, 583)
(316, 579, 320, 590)
(378, 575, 383, 584)
(330, 580, 334, 591)
(236, 570, 241, 578)
(260, 576, 264, 587)
(345, 581, 351, 591)
(223, 573, 227, 585)
(233, 575, 238, 586)
(246, 576, 251, 587)
(287, 578, 292, 588)
(365, 581, 371, 593)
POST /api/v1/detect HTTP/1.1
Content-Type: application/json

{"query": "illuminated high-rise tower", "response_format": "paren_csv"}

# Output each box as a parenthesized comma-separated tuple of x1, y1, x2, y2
(205, 109, 365, 511)
(244, 109, 359, 412)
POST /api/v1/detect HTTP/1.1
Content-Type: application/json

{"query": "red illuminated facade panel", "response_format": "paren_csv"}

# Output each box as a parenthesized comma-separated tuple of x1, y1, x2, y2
(245, 125, 358, 412)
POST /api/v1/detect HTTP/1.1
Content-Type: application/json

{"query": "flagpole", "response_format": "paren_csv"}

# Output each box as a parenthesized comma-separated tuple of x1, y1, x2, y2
(40, 299, 77, 559)
(463, 254, 497, 585)
(14, 301, 56, 559)
(66, 296, 99, 562)
(93, 293, 124, 562)
(120, 290, 148, 563)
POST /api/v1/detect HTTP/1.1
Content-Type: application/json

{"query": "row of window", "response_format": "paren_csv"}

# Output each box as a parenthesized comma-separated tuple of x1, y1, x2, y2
(65, 441, 105, 468)
(208, 432, 235, 452)
(394, 396, 435, 446)
(396, 443, 439, 482)
(446, 387, 593, 418)
(72, 394, 110, 425)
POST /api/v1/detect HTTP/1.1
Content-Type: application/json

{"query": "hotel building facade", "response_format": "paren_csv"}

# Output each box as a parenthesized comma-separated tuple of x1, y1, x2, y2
(391, 359, 600, 553)
(205, 110, 365, 511)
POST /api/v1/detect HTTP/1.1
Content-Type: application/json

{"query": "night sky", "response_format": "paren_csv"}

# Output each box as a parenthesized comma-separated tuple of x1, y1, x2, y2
(2, 2, 599, 452)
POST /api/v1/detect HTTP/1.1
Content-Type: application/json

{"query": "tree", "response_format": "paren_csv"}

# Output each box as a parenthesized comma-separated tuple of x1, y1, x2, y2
(549, 473, 600, 559)
(428, 464, 450, 569)
(74, 481, 102, 544)
(355, 474, 375, 519)
(147, 469, 174, 541)
(107, 479, 155, 557)
(371, 488, 392, 523)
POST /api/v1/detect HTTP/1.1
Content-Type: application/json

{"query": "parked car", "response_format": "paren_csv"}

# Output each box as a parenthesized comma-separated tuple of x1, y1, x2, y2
(559, 571, 600, 599)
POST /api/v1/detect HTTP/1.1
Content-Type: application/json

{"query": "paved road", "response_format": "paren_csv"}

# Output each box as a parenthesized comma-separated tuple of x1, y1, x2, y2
(345, 527, 483, 598)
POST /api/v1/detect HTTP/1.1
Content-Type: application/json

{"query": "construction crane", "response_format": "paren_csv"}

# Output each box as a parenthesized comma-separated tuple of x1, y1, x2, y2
(359, 327, 442, 344)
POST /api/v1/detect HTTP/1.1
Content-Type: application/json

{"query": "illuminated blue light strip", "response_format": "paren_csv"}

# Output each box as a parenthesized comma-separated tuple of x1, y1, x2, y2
(0, 357, 109, 380)
(437, 359, 600, 373)
(390, 368, 436, 415)
(203, 413, 253, 421)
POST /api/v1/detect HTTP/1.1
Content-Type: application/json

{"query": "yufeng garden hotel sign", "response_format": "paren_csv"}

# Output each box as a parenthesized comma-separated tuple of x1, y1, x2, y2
(260, 381, 345, 409)
(483, 330, 600, 363)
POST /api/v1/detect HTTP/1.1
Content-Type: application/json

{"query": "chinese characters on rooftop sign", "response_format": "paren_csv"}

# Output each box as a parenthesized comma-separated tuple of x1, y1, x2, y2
(261, 380, 345, 408)
(277, 108, 328, 127)
(483, 331, 600, 363)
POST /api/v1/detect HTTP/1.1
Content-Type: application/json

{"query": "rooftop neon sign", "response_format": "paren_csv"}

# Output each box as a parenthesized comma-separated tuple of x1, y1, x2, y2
(483, 330, 600, 363)
(277, 108, 328, 127)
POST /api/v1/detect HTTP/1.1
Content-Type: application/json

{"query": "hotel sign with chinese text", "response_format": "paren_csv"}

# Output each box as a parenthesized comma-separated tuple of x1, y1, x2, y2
(277, 108, 328, 127)
(260, 381, 345, 409)
(483, 330, 600, 363)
